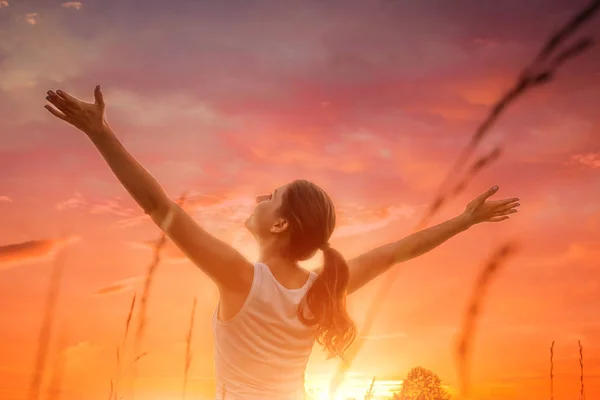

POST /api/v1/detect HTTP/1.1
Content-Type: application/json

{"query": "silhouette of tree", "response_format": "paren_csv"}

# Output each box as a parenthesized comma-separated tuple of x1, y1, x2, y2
(393, 367, 451, 400)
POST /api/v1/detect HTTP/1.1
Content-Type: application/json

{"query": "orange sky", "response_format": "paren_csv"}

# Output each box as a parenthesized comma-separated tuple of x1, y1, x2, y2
(1, 0, 600, 399)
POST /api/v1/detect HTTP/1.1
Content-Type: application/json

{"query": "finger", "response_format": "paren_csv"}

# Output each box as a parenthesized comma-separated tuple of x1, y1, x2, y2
(475, 185, 499, 203)
(492, 197, 519, 207)
(494, 208, 518, 216)
(94, 85, 105, 108)
(489, 215, 509, 222)
(494, 202, 520, 213)
(46, 91, 69, 112)
(44, 104, 67, 120)
(56, 89, 80, 106)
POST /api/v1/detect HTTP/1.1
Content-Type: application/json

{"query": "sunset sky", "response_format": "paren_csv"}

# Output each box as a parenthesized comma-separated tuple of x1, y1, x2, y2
(1, 0, 600, 399)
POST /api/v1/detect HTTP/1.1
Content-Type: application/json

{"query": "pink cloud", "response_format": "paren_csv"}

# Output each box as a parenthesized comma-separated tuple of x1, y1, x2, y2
(56, 193, 136, 217)
(55, 193, 86, 211)
(0, 236, 80, 269)
(105, 88, 230, 129)
(570, 153, 600, 169)
(1, 0, 594, 212)
(61, 1, 82, 10)
(24, 13, 39, 25)
(0, 1, 8, 9)
(117, 193, 256, 232)
(113, 192, 251, 229)
(334, 204, 417, 239)
(0, 196, 11, 203)
(113, 214, 149, 229)
(89, 199, 135, 217)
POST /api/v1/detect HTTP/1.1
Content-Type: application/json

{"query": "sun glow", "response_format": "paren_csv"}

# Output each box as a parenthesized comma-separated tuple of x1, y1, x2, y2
(305, 378, 402, 400)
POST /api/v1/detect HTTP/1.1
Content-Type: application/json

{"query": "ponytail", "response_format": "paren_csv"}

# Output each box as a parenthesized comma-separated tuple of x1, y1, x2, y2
(298, 245, 356, 360)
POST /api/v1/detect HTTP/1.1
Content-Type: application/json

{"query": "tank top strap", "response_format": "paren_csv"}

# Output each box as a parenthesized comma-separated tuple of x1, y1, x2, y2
(213, 261, 264, 324)
(235, 261, 265, 316)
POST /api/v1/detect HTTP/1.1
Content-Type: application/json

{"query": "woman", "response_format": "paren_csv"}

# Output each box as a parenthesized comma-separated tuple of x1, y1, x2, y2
(44, 86, 519, 399)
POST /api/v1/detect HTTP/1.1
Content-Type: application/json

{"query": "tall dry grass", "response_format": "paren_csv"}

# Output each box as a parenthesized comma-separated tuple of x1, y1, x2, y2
(545, 340, 589, 400)
(182, 297, 197, 400)
(131, 193, 188, 398)
(46, 326, 67, 400)
(111, 293, 137, 400)
(363, 376, 376, 400)
(455, 243, 518, 398)
(28, 250, 66, 400)
(550, 340, 555, 400)
(579, 340, 585, 400)
(123, 293, 137, 348)
(330, 0, 600, 395)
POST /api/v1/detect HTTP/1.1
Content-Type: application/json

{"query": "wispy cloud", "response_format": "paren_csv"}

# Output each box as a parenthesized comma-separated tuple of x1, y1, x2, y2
(334, 204, 417, 239)
(0, 13, 113, 125)
(116, 193, 255, 230)
(113, 214, 149, 229)
(0, 1, 8, 9)
(61, 1, 83, 10)
(0, 236, 80, 269)
(56, 193, 135, 217)
(105, 88, 231, 128)
(92, 276, 145, 296)
(112, 193, 245, 229)
(571, 153, 600, 169)
(24, 13, 39, 25)
(89, 199, 134, 217)
(56, 193, 86, 211)
(0, 196, 11, 203)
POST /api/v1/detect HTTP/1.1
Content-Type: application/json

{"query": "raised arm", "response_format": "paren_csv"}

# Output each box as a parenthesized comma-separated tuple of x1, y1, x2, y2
(346, 186, 519, 295)
(44, 86, 253, 293)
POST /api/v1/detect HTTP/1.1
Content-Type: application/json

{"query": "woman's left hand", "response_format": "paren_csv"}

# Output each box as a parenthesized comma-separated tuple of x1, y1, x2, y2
(463, 185, 520, 225)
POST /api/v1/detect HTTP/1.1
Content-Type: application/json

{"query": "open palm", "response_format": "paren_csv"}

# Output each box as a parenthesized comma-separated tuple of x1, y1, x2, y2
(45, 85, 106, 135)
(464, 186, 520, 225)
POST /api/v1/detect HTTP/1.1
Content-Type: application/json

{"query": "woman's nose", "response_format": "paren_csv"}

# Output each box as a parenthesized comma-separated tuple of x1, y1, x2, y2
(256, 194, 268, 203)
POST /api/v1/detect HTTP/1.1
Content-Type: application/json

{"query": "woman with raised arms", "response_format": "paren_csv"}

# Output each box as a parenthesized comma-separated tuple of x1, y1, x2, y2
(45, 86, 520, 400)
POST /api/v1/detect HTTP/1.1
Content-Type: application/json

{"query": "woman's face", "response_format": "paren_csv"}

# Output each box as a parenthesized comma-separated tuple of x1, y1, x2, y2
(244, 184, 288, 237)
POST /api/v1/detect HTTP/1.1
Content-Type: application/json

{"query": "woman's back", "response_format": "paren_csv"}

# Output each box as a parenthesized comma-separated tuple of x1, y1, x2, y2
(213, 262, 318, 399)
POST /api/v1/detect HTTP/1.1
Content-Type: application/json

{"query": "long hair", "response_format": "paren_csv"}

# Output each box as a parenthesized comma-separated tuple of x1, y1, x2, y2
(277, 179, 356, 359)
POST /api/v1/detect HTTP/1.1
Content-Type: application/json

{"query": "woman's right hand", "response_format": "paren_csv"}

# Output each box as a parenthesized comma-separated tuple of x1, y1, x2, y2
(45, 85, 107, 136)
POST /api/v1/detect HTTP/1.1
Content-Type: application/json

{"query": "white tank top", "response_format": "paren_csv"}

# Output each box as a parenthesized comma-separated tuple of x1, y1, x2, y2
(212, 262, 318, 400)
